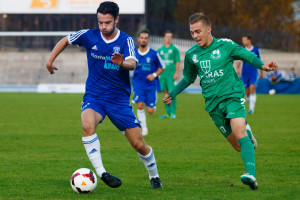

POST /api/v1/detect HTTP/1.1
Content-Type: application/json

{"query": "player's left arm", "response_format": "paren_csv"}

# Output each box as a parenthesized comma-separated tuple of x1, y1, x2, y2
(147, 52, 166, 81)
(111, 53, 136, 70)
(147, 68, 164, 81)
(231, 42, 277, 72)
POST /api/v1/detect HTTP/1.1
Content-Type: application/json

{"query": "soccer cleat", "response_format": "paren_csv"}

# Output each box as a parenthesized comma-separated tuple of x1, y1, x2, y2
(101, 172, 122, 188)
(170, 114, 176, 119)
(159, 114, 169, 119)
(248, 109, 254, 114)
(240, 173, 258, 190)
(246, 124, 257, 149)
(150, 177, 162, 189)
(142, 127, 148, 136)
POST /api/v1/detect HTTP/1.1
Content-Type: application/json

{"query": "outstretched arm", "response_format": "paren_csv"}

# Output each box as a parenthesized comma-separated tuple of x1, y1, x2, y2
(262, 61, 277, 72)
(46, 36, 70, 74)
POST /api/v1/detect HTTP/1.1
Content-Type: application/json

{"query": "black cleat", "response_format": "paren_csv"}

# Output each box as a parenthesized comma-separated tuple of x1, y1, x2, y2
(101, 172, 122, 188)
(150, 177, 162, 189)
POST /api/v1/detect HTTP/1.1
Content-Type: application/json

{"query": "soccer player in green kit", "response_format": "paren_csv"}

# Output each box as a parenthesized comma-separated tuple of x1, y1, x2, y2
(158, 31, 181, 119)
(163, 13, 277, 190)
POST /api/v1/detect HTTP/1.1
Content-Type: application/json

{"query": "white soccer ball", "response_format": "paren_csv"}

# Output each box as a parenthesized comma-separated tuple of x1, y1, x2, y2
(269, 89, 276, 95)
(70, 168, 97, 193)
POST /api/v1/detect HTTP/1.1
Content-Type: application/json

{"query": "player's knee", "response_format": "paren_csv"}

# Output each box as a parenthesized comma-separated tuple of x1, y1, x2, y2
(81, 121, 95, 136)
(147, 108, 154, 114)
(132, 140, 146, 152)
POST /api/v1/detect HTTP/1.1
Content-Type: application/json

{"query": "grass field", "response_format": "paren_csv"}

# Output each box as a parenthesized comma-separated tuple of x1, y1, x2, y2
(0, 93, 299, 200)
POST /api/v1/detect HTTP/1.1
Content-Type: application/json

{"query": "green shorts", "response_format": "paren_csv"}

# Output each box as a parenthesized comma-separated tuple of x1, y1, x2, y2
(160, 75, 175, 91)
(209, 97, 246, 137)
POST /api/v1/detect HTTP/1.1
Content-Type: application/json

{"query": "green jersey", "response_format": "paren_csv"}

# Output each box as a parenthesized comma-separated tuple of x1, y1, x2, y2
(158, 44, 181, 76)
(183, 37, 263, 112)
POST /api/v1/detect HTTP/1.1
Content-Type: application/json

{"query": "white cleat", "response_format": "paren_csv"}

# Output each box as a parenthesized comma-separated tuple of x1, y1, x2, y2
(142, 127, 148, 136)
(246, 124, 257, 149)
(240, 173, 258, 190)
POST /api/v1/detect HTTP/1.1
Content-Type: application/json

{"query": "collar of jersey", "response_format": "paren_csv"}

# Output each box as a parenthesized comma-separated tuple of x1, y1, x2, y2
(100, 29, 120, 43)
(245, 46, 254, 51)
(138, 47, 150, 56)
(198, 36, 216, 50)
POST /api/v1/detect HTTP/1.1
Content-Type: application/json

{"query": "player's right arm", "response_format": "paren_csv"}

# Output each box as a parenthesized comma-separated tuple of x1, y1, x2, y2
(46, 36, 70, 74)
(163, 53, 197, 105)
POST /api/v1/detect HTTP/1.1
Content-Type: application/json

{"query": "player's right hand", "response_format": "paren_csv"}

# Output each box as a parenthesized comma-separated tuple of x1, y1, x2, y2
(46, 61, 58, 74)
(163, 93, 172, 105)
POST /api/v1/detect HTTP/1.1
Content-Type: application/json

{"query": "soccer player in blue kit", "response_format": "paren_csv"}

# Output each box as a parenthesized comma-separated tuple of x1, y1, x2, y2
(133, 29, 165, 136)
(46, 1, 162, 189)
(236, 35, 261, 114)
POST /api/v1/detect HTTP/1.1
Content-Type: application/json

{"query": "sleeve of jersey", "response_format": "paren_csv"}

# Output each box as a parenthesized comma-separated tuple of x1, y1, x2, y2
(68, 29, 89, 47)
(124, 37, 138, 61)
(168, 79, 191, 99)
(182, 54, 198, 84)
(156, 53, 166, 69)
(231, 43, 264, 70)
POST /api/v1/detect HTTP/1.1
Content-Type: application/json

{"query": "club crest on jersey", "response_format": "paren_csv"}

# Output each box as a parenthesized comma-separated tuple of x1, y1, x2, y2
(192, 54, 199, 63)
(146, 57, 151, 63)
(200, 60, 211, 73)
(211, 49, 221, 59)
(113, 45, 120, 53)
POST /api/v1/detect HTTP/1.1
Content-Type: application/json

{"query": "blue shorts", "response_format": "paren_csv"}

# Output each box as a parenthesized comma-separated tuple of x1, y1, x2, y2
(81, 100, 140, 132)
(242, 74, 258, 88)
(133, 88, 157, 108)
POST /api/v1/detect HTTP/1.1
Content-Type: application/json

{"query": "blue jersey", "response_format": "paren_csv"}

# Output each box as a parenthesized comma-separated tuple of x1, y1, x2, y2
(68, 29, 136, 103)
(133, 47, 165, 90)
(242, 46, 260, 77)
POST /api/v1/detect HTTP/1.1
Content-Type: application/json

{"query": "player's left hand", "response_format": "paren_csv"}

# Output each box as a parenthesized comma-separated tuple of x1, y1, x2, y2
(111, 53, 124, 66)
(146, 74, 155, 81)
(262, 61, 277, 72)
(163, 93, 172, 105)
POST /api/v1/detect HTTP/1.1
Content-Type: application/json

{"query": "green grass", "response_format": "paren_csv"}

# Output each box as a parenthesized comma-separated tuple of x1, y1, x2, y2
(0, 93, 299, 200)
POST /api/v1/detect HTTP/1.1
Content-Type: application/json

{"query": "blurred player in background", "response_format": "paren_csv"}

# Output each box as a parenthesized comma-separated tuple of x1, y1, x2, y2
(236, 35, 262, 114)
(132, 29, 165, 136)
(158, 31, 181, 119)
(46, 1, 162, 189)
(163, 13, 277, 190)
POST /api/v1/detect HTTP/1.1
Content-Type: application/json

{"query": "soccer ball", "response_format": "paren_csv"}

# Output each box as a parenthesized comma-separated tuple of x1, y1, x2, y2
(269, 89, 276, 95)
(70, 168, 97, 193)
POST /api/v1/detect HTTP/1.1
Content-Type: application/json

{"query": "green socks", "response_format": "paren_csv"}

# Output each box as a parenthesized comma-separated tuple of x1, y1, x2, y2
(164, 103, 171, 115)
(238, 136, 256, 177)
(170, 96, 177, 115)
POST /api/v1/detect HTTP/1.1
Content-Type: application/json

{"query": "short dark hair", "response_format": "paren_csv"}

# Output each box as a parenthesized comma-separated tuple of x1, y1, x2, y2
(97, 1, 119, 19)
(243, 35, 252, 41)
(163, 30, 172, 37)
(139, 29, 151, 37)
(189, 13, 211, 27)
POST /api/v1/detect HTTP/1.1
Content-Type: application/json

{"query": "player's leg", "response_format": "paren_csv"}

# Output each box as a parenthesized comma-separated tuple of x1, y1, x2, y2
(107, 103, 162, 189)
(137, 102, 148, 136)
(168, 76, 177, 118)
(230, 117, 257, 190)
(243, 75, 250, 103)
(160, 90, 171, 118)
(248, 85, 257, 114)
(248, 72, 258, 114)
(145, 88, 157, 115)
(81, 103, 121, 188)
(125, 127, 162, 189)
(159, 76, 170, 118)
